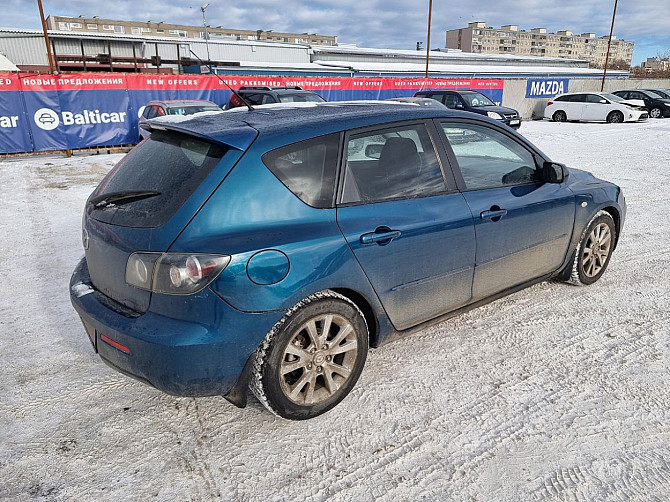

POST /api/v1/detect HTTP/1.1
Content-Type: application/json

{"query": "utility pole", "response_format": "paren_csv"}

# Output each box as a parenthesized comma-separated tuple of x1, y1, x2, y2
(36, 0, 56, 73)
(425, 0, 433, 77)
(201, 3, 211, 73)
(601, 0, 618, 92)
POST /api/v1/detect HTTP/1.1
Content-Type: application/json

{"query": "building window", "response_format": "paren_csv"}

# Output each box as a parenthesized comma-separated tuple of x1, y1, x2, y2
(156, 28, 164, 33)
(114, 26, 125, 33)
(141, 27, 151, 33)
(131, 27, 141, 34)
(58, 22, 71, 30)
(87, 24, 98, 29)
(102, 25, 114, 30)
(169, 29, 188, 37)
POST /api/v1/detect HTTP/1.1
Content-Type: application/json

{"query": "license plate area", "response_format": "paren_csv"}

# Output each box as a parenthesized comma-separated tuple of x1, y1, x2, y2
(509, 119, 520, 125)
(82, 320, 98, 353)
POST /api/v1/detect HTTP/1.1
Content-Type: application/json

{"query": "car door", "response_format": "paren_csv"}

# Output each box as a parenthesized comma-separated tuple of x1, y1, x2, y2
(581, 94, 609, 121)
(336, 121, 476, 331)
(437, 119, 575, 301)
(564, 94, 586, 120)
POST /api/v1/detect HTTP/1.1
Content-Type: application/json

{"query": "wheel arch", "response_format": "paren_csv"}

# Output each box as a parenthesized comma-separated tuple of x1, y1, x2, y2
(330, 288, 381, 348)
(601, 205, 621, 250)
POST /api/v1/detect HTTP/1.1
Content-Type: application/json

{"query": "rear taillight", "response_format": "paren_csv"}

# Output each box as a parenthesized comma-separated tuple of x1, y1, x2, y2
(547, 101, 554, 106)
(126, 253, 230, 295)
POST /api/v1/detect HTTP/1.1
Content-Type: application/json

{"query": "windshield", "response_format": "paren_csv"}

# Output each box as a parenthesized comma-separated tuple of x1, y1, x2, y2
(647, 89, 670, 99)
(644, 90, 664, 99)
(461, 92, 496, 107)
(89, 131, 227, 227)
(277, 93, 326, 103)
(167, 105, 221, 115)
(602, 93, 624, 102)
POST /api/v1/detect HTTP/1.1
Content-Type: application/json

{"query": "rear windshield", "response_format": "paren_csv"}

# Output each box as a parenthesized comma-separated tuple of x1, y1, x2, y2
(167, 105, 221, 115)
(89, 131, 226, 227)
(277, 93, 325, 103)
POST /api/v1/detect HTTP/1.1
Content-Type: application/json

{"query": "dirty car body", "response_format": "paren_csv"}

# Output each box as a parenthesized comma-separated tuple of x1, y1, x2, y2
(70, 102, 626, 418)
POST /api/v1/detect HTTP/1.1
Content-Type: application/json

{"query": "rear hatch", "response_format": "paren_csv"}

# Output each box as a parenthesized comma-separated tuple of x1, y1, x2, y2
(84, 122, 257, 314)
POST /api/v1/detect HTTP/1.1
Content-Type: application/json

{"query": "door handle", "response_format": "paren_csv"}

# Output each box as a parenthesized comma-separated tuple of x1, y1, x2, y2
(360, 229, 402, 245)
(480, 209, 508, 221)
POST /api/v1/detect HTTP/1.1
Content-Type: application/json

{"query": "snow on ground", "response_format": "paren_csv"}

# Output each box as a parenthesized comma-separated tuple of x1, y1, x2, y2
(0, 119, 669, 501)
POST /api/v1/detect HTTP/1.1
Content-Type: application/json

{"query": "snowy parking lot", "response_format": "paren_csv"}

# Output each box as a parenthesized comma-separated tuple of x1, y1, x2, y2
(1, 119, 669, 501)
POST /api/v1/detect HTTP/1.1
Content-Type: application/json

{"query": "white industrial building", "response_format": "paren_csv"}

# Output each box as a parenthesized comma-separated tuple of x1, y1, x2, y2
(0, 28, 628, 78)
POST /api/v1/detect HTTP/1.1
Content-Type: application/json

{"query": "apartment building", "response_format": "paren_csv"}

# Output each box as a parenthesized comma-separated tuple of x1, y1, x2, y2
(446, 22, 633, 67)
(46, 15, 337, 46)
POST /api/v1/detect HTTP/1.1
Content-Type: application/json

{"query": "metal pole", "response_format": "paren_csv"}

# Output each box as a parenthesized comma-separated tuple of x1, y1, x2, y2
(425, 0, 432, 77)
(202, 4, 211, 73)
(601, 0, 618, 91)
(36, 0, 55, 73)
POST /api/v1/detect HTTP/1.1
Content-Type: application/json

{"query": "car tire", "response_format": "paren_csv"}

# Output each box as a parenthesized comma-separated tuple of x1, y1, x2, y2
(606, 111, 624, 123)
(552, 110, 567, 122)
(562, 210, 616, 286)
(250, 290, 369, 420)
(649, 107, 663, 118)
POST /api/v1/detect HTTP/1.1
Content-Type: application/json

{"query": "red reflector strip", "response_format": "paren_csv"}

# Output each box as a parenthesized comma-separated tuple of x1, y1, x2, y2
(100, 334, 130, 354)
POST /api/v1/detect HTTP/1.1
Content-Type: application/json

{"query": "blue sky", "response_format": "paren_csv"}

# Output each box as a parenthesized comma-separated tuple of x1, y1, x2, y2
(4, 0, 669, 65)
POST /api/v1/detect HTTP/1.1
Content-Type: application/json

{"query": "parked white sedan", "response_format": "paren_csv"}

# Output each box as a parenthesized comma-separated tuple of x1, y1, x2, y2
(545, 92, 648, 123)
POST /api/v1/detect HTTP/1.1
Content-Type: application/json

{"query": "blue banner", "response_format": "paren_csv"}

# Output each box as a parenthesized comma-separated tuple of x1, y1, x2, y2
(0, 75, 33, 153)
(526, 78, 569, 98)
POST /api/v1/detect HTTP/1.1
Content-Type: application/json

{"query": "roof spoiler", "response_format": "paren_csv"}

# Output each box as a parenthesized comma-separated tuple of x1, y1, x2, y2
(139, 120, 258, 151)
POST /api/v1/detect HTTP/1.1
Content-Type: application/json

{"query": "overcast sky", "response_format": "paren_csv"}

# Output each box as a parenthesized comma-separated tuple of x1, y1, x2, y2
(4, 0, 669, 65)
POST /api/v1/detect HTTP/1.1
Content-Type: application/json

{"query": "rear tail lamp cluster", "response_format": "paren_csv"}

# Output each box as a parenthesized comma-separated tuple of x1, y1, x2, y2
(126, 253, 230, 295)
(547, 101, 554, 106)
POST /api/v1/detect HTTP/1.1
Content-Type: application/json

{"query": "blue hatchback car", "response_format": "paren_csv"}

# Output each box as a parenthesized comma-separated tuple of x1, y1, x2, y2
(70, 102, 625, 419)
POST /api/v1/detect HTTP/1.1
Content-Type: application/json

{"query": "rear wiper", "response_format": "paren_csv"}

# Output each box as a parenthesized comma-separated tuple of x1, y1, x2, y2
(89, 190, 161, 209)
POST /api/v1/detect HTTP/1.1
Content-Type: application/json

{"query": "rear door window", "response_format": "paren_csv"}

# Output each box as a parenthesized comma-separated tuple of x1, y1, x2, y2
(341, 123, 446, 204)
(262, 133, 340, 208)
(89, 131, 227, 227)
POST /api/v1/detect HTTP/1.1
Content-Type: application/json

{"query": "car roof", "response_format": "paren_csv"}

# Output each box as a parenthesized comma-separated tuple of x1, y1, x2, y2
(148, 101, 488, 148)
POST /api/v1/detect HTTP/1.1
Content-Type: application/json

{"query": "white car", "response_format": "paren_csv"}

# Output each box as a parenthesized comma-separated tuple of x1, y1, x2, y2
(544, 92, 648, 123)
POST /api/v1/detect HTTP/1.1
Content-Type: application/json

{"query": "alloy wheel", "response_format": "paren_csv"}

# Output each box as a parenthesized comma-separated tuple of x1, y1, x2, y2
(650, 108, 662, 118)
(581, 222, 612, 278)
(279, 314, 358, 405)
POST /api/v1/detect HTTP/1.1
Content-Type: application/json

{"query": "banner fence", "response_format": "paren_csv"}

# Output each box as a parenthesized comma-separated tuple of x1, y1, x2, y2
(0, 73, 504, 154)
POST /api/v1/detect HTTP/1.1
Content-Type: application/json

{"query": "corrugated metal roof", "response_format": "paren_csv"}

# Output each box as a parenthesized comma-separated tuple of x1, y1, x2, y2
(315, 60, 627, 78)
(312, 45, 590, 66)
(0, 28, 307, 50)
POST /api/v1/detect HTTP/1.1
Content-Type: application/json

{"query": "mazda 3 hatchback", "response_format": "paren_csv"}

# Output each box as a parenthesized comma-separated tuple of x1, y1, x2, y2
(70, 102, 626, 420)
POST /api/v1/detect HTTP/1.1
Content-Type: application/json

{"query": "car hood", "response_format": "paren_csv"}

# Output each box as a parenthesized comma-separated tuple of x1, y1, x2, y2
(472, 105, 518, 115)
(619, 99, 646, 108)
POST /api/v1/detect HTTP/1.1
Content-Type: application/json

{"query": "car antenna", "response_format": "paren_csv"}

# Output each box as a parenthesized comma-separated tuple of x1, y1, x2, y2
(188, 48, 255, 111)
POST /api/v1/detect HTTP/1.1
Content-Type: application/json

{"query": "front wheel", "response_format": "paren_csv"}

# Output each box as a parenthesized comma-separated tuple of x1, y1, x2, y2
(251, 291, 369, 420)
(607, 111, 624, 123)
(563, 211, 616, 285)
(649, 107, 663, 119)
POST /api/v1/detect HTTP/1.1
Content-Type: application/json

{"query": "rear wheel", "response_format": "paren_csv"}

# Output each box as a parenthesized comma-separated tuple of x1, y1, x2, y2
(251, 291, 369, 420)
(649, 107, 663, 118)
(606, 111, 624, 123)
(552, 110, 567, 122)
(563, 211, 616, 285)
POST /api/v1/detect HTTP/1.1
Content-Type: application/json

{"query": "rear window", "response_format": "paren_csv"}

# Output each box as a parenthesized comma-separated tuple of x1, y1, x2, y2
(89, 131, 226, 227)
(262, 133, 339, 208)
(277, 93, 325, 103)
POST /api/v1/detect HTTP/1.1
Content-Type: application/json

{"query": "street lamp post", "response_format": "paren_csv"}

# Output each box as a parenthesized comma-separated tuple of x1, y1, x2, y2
(425, 0, 432, 78)
(201, 2, 211, 73)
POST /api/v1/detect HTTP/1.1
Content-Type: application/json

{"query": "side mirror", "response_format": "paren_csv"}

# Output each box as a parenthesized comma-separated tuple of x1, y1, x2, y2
(365, 143, 383, 159)
(542, 162, 565, 183)
(600, 99, 607, 104)
(455, 103, 465, 109)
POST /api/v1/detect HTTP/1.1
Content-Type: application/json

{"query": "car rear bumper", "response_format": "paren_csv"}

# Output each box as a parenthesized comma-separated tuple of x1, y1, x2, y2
(69, 257, 282, 397)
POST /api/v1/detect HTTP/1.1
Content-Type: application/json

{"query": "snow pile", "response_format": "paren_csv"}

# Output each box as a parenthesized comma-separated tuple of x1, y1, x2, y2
(0, 120, 669, 501)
